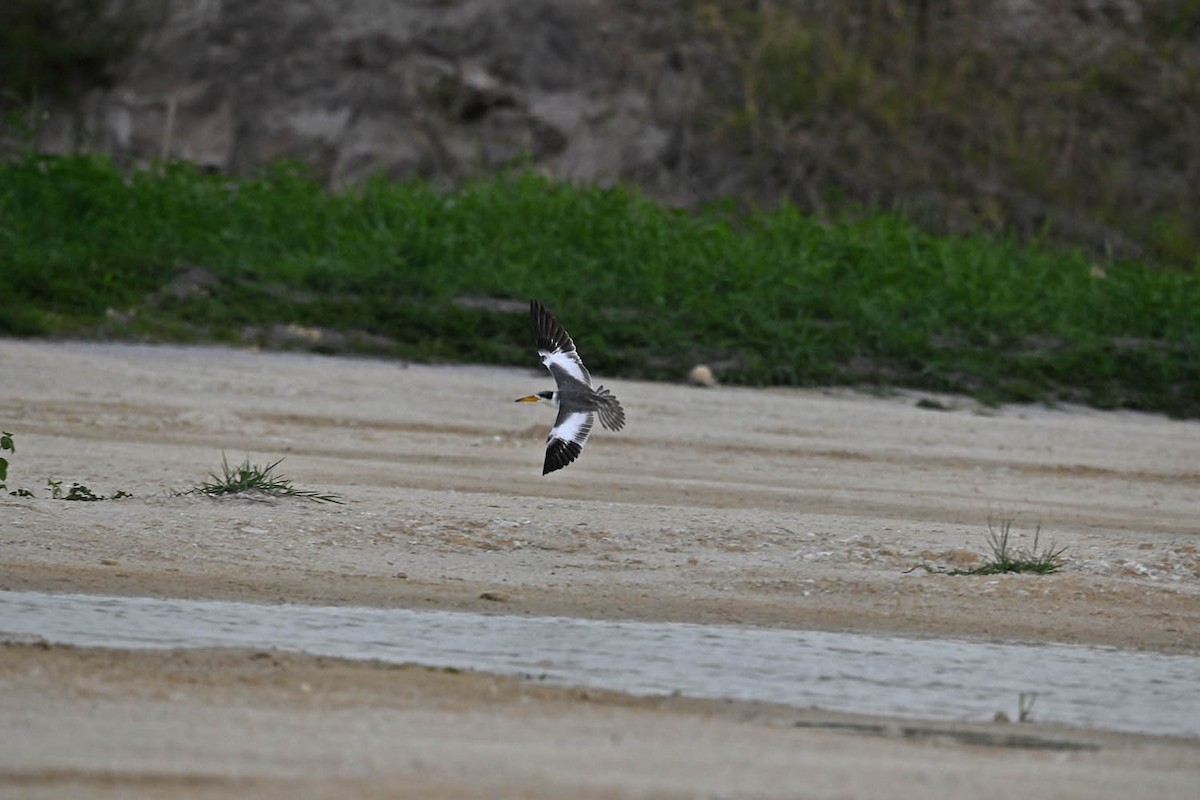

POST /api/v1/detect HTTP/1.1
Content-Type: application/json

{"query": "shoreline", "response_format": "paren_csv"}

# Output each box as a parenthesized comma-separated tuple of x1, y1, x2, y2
(1, 339, 1198, 798)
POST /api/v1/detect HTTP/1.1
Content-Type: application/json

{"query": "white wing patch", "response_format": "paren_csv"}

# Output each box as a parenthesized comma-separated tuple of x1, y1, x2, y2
(540, 347, 590, 385)
(542, 410, 595, 474)
(549, 410, 593, 447)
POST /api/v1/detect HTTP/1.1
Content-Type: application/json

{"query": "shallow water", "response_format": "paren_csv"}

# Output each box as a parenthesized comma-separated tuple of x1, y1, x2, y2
(1, 590, 1197, 738)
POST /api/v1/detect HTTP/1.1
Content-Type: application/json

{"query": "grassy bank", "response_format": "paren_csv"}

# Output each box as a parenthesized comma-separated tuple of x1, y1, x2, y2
(692, 1, 1200, 269)
(2, 154, 1198, 416)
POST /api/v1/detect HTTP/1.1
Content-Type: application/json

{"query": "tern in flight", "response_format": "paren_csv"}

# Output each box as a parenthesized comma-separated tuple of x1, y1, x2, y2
(516, 300, 625, 474)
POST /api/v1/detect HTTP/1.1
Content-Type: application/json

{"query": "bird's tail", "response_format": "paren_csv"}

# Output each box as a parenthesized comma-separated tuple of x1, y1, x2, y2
(593, 386, 625, 432)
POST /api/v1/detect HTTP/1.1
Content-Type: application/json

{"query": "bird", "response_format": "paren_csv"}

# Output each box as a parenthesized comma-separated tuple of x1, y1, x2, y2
(515, 300, 625, 474)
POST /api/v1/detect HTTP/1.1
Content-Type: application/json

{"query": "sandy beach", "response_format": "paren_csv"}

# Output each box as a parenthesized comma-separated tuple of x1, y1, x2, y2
(1, 338, 1198, 798)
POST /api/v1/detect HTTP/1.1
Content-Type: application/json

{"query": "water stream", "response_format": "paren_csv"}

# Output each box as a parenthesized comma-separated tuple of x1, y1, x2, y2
(2, 590, 1196, 738)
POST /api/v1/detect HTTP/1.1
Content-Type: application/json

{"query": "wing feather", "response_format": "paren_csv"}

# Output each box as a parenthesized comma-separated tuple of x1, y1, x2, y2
(543, 409, 594, 475)
(531, 300, 591, 386)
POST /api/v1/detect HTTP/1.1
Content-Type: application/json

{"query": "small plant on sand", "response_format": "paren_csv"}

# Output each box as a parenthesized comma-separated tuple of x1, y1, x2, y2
(2, 431, 130, 498)
(920, 517, 1066, 576)
(994, 691, 1039, 724)
(1, 431, 35, 497)
(0, 432, 36, 497)
(957, 518, 1066, 575)
(178, 454, 343, 504)
(1018, 692, 1038, 723)
(45, 477, 131, 501)
(0, 431, 12, 491)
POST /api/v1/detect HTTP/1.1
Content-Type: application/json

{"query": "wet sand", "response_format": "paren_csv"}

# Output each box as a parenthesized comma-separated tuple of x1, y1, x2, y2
(1, 339, 1198, 798)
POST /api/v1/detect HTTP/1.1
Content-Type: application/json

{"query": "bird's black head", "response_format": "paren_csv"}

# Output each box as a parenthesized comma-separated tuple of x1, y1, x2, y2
(515, 390, 558, 404)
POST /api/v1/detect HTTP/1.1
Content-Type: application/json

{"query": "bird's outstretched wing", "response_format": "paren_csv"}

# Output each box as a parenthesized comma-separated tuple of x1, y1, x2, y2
(531, 299, 591, 387)
(543, 408, 595, 474)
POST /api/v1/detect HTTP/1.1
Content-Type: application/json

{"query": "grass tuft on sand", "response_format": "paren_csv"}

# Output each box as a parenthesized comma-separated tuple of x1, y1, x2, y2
(178, 455, 344, 505)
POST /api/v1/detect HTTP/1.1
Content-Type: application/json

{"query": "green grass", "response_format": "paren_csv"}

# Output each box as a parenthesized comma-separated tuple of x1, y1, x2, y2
(954, 519, 1067, 576)
(45, 477, 131, 501)
(2, 153, 1199, 416)
(178, 455, 343, 504)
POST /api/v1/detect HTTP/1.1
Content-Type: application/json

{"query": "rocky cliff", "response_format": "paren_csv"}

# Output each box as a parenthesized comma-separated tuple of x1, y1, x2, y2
(42, 0, 710, 203)
(12, 0, 1197, 265)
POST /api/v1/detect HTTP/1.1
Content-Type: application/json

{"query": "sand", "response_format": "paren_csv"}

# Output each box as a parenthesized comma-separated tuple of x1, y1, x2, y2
(1, 338, 1198, 798)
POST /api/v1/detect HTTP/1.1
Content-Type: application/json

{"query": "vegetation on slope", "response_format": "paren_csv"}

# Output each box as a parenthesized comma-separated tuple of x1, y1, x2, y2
(3, 154, 1198, 417)
(4, 2, 1200, 270)
(690, 0, 1200, 269)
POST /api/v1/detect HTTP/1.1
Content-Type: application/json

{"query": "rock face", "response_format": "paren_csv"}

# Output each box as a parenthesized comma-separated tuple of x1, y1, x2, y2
(55, 0, 704, 199)
(21, 0, 1184, 265)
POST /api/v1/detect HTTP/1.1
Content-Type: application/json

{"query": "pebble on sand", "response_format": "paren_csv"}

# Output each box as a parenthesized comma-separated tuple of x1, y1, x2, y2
(688, 364, 718, 387)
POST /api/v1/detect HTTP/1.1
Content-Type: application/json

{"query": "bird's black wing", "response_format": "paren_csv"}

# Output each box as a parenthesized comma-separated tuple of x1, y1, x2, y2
(543, 408, 594, 474)
(531, 300, 592, 388)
